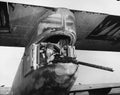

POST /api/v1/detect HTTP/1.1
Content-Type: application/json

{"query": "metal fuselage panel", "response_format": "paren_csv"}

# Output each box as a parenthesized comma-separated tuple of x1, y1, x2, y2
(11, 59, 78, 95)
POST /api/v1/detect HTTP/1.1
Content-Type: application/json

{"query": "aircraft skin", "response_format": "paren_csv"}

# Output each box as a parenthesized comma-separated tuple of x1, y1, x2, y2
(10, 8, 79, 95)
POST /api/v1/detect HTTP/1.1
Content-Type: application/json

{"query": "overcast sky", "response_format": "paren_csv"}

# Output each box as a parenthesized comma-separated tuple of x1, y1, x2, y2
(0, 0, 120, 87)
(0, 46, 24, 87)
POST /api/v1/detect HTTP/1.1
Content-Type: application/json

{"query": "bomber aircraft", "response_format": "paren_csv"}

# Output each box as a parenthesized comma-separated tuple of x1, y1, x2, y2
(0, 1, 120, 95)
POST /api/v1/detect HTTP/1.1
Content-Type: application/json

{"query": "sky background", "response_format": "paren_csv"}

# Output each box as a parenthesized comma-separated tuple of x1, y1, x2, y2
(0, 46, 24, 87)
(0, 0, 120, 87)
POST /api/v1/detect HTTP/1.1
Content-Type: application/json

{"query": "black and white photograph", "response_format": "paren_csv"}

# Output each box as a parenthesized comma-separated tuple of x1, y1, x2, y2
(0, 0, 120, 95)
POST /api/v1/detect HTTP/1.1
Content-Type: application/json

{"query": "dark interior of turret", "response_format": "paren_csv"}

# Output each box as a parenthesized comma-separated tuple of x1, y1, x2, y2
(43, 35, 70, 44)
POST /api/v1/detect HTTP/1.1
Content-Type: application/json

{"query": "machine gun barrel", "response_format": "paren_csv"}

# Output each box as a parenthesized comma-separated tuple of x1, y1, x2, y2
(74, 60, 114, 72)
(52, 56, 114, 72)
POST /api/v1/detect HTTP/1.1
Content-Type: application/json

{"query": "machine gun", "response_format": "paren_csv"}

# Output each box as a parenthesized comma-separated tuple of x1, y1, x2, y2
(52, 56, 114, 72)
(39, 42, 114, 72)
